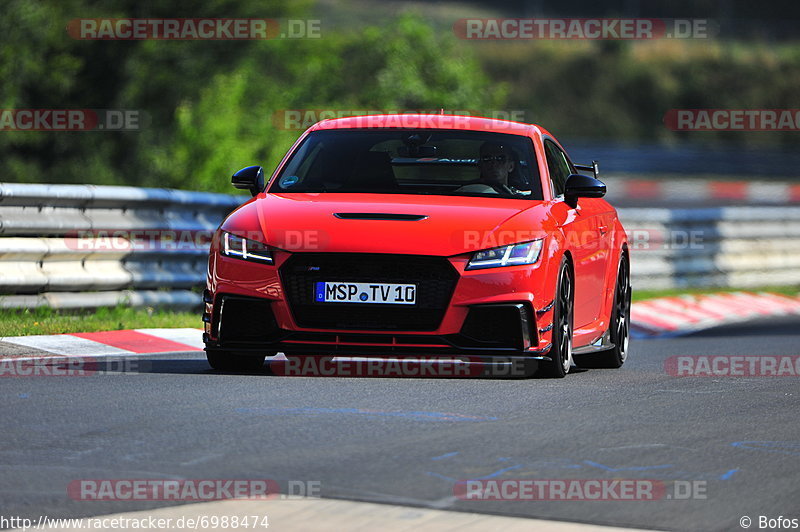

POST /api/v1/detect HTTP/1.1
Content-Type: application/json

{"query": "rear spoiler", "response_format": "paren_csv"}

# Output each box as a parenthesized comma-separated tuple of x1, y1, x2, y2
(574, 160, 600, 180)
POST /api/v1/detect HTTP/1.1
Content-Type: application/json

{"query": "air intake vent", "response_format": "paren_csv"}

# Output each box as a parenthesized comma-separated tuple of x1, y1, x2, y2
(219, 295, 279, 343)
(333, 213, 428, 221)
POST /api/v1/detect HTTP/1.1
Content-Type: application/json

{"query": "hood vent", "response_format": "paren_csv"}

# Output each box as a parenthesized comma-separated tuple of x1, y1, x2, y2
(334, 212, 428, 221)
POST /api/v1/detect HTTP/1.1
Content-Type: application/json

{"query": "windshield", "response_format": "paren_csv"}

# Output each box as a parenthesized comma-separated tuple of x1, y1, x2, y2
(269, 129, 542, 199)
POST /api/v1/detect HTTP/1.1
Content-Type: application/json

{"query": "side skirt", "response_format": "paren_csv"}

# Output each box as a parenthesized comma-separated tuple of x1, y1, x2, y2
(572, 328, 615, 356)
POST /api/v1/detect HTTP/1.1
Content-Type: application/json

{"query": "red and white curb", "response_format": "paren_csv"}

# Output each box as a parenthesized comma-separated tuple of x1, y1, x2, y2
(1, 293, 799, 359)
(0, 328, 204, 359)
(607, 178, 800, 204)
(631, 292, 800, 337)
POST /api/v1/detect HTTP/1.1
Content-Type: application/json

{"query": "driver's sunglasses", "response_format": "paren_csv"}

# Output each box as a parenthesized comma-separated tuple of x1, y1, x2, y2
(480, 155, 508, 163)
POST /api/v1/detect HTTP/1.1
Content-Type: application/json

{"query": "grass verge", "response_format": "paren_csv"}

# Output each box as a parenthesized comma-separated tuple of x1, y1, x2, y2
(632, 285, 800, 302)
(0, 306, 200, 337)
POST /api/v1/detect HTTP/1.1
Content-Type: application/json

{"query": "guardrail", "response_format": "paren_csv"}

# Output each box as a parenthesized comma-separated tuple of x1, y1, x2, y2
(0, 183, 243, 309)
(1, 183, 797, 308)
(620, 207, 800, 290)
(606, 178, 800, 204)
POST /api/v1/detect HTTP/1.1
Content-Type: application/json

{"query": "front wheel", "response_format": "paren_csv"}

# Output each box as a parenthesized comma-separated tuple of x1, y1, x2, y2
(206, 351, 266, 372)
(541, 258, 573, 378)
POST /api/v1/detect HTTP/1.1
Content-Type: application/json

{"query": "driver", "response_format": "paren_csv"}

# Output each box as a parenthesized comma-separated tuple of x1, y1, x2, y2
(456, 141, 519, 195)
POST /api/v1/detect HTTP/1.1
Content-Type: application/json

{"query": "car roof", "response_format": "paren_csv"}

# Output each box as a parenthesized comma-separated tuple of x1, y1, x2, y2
(309, 114, 544, 137)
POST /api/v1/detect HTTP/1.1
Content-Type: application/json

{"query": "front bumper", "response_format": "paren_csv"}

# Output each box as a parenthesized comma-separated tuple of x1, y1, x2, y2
(204, 250, 557, 358)
(204, 336, 551, 360)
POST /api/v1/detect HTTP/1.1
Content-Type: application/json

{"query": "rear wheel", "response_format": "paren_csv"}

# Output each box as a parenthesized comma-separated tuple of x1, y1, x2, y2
(542, 258, 573, 378)
(580, 254, 631, 369)
(206, 351, 266, 372)
(604, 255, 631, 368)
(609, 255, 631, 368)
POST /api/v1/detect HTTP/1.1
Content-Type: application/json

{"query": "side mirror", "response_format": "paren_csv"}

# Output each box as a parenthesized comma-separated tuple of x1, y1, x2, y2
(232, 166, 265, 196)
(564, 174, 606, 208)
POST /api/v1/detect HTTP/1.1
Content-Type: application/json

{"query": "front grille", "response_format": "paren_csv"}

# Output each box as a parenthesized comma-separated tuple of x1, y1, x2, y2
(279, 253, 459, 330)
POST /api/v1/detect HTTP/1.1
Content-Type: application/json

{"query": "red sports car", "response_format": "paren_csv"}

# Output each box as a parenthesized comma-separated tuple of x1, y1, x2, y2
(203, 114, 630, 377)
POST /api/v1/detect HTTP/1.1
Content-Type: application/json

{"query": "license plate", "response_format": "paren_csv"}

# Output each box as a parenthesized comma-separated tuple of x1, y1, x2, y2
(315, 282, 417, 305)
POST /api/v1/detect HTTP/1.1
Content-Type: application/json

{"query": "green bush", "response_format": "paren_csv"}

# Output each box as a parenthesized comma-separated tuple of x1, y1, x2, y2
(473, 39, 800, 145)
(0, 4, 503, 192)
(2, 1, 798, 191)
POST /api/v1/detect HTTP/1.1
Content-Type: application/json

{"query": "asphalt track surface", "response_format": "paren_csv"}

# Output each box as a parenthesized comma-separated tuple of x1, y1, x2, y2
(2, 317, 799, 531)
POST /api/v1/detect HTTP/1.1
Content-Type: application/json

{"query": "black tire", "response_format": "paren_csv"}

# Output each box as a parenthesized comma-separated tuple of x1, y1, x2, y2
(605, 254, 631, 368)
(542, 258, 573, 378)
(206, 351, 265, 372)
(580, 254, 631, 369)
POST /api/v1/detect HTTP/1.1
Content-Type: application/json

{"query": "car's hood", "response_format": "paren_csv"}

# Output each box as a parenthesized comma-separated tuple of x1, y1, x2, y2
(221, 193, 552, 256)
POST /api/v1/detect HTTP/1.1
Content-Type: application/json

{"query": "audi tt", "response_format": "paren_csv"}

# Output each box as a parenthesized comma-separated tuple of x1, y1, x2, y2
(202, 114, 630, 377)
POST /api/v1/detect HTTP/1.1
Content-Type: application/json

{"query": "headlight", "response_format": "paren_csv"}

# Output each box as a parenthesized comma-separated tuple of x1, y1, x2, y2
(466, 239, 543, 270)
(220, 232, 273, 264)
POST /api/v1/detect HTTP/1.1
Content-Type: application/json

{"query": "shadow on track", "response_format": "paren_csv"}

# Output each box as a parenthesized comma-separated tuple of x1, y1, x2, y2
(685, 316, 800, 339)
(123, 355, 600, 380)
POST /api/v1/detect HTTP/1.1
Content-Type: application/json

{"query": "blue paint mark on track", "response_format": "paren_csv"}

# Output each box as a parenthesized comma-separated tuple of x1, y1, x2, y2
(426, 465, 524, 484)
(731, 441, 800, 456)
(583, 460, 674, 472)
(720, 469, 739, 480)
(474, 464, 524, 480)
(431, 452, 460, 461)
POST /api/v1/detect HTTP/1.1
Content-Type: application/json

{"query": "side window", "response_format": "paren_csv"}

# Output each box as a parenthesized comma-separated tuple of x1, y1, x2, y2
(544, 140, 571, 197)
